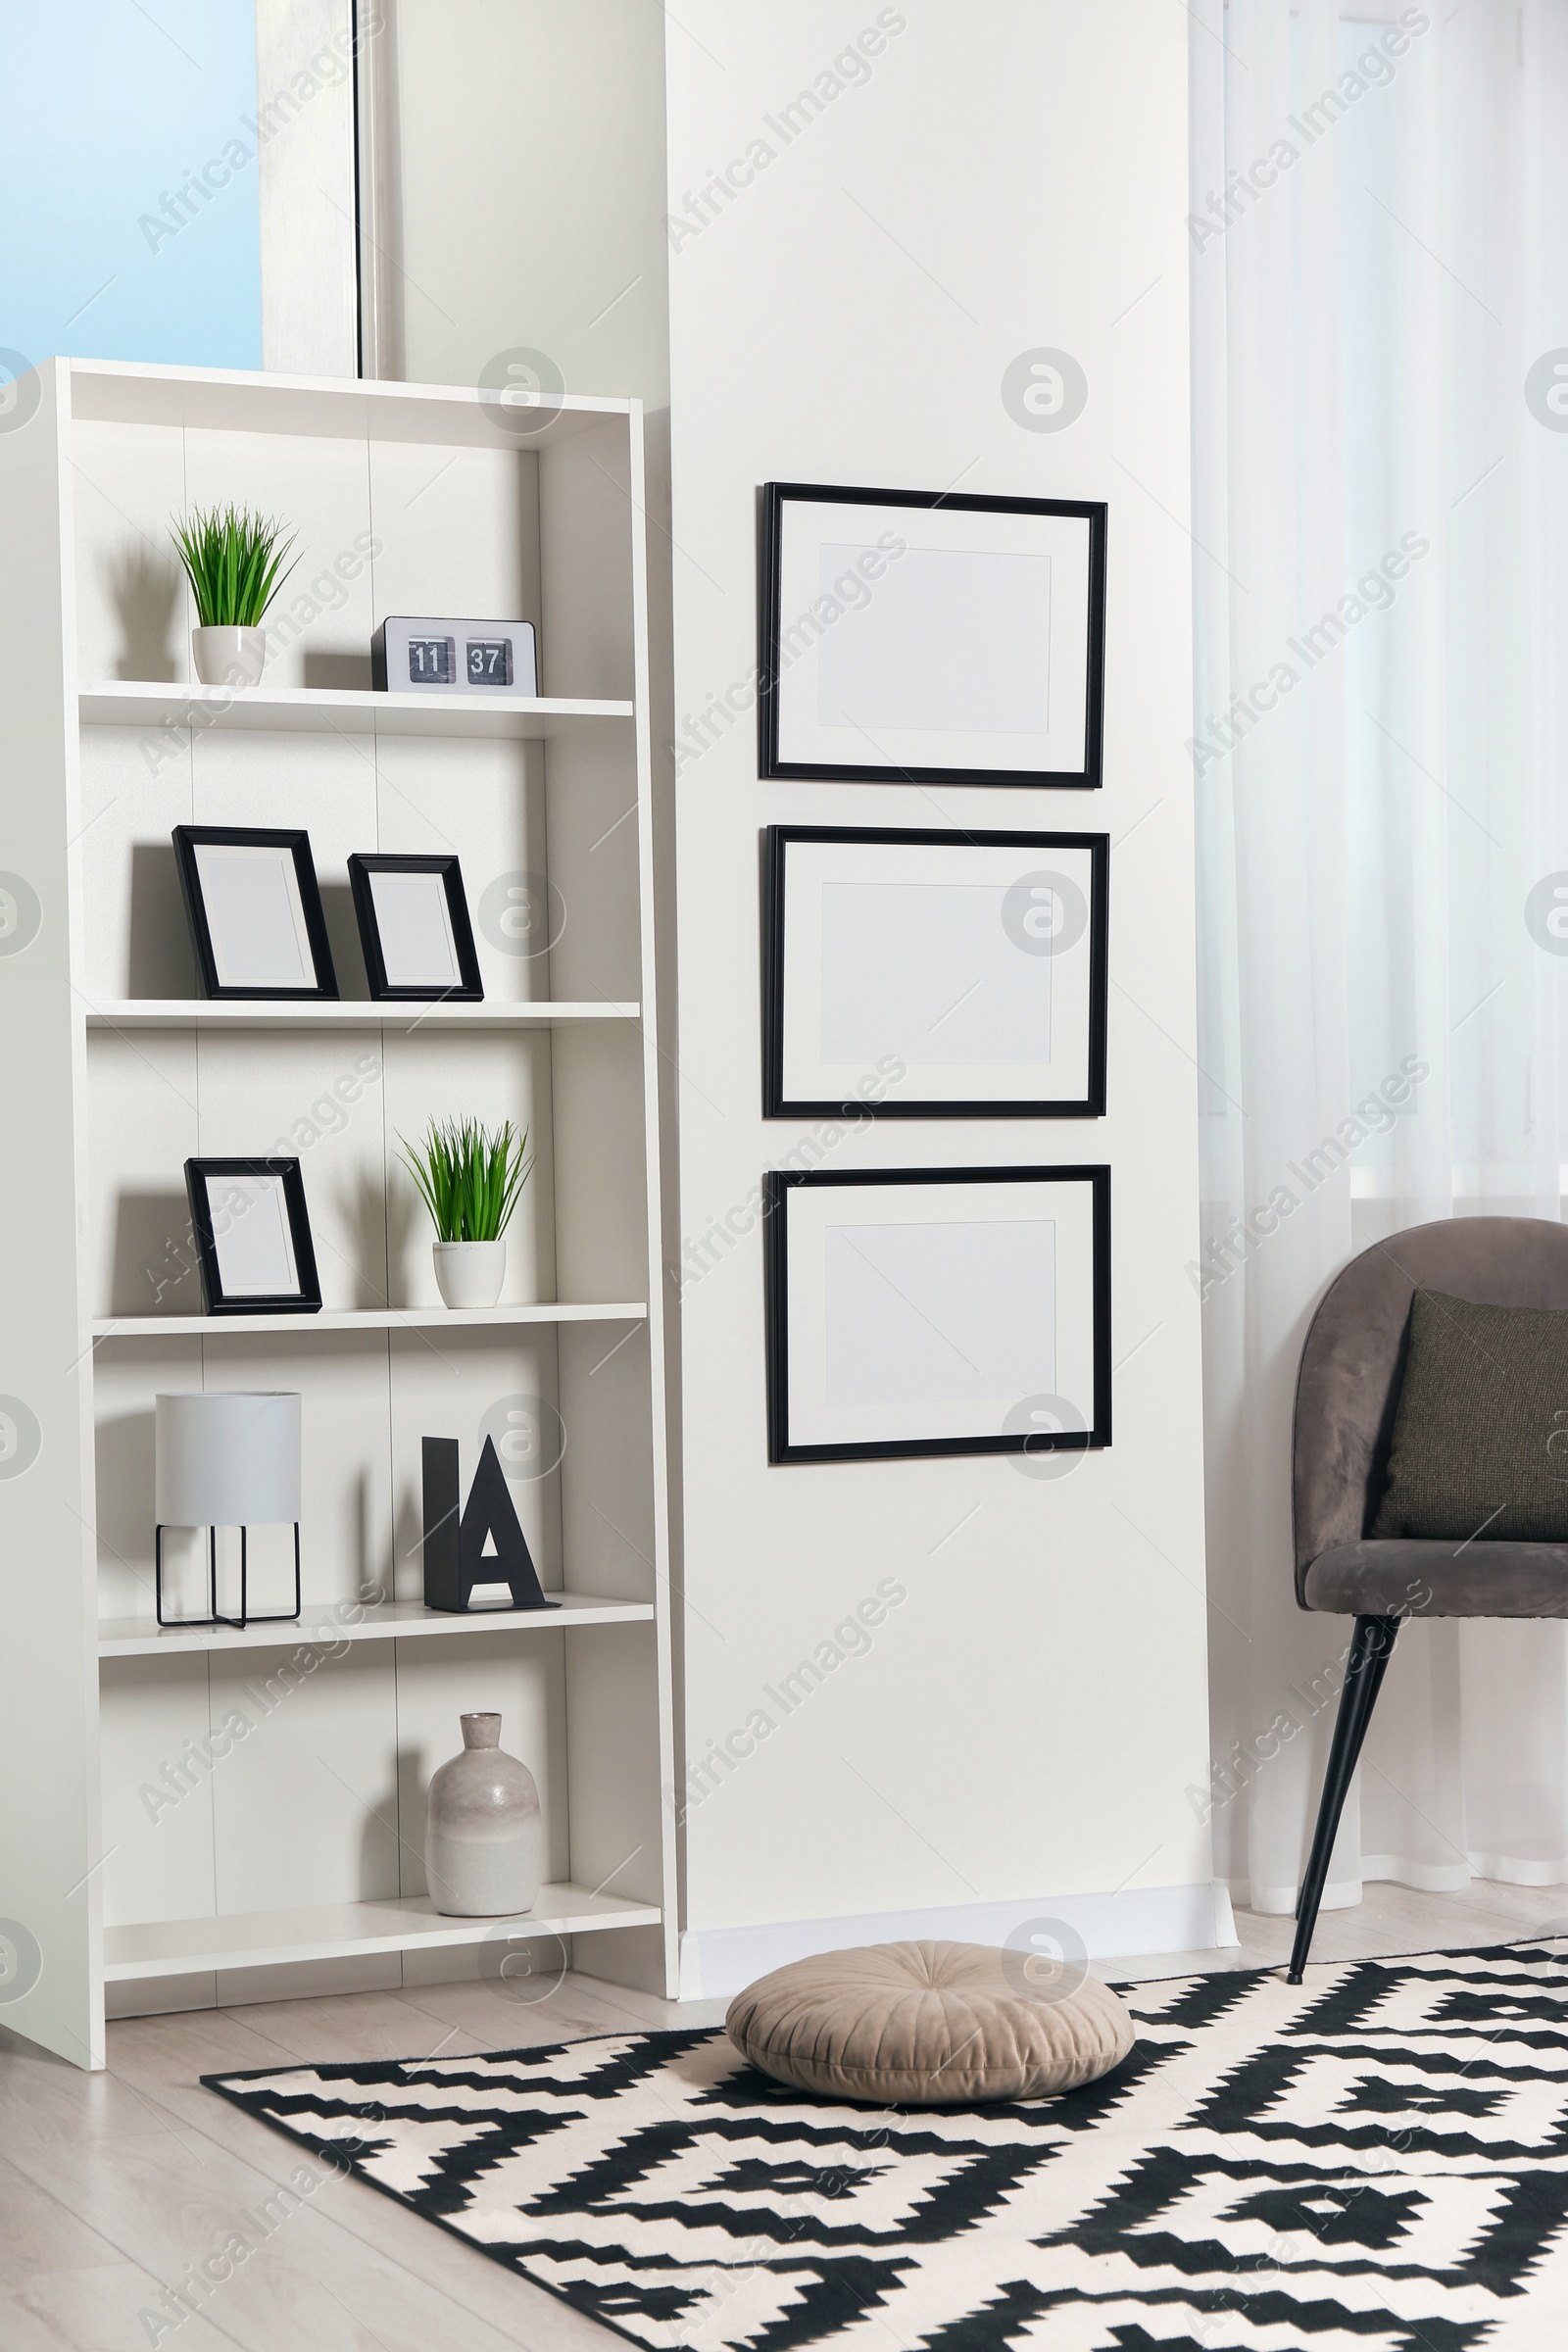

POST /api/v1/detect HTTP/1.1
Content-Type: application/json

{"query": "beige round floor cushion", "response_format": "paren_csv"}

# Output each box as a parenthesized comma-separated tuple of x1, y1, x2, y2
(726, 1939, 1136, 2106)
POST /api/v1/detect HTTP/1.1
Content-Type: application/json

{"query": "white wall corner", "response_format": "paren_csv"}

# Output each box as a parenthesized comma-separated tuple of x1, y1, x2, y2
(678, 1928, 707, 2002)
(680, 1885, 1232, 2005)
(1211, 1881, 1240, 1948)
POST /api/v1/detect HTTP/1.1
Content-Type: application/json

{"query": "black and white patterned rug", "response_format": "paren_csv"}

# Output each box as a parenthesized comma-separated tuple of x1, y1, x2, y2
(205, 1942, 1568, 2349)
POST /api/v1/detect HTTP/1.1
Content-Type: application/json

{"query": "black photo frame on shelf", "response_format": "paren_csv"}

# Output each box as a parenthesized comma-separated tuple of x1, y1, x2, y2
(762, 825, 1108, 1119)
(184, 1157, 323, 1316)
(348, 854, 484, 1002)
(759, 482, 1107, 788)
(172, 826, 338, 1001)
(763, 1164, 1110, 1465)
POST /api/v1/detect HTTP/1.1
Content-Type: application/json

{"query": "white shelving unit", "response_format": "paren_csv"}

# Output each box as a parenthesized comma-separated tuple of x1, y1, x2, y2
(92, 1303, 648, 1339)
(80, 681, 633, 741)
(83, 1000, 638, 1029)
(0, 358, 677, 2069)
(97, 1593, 656, 1659)
(103, 1886, 663, 1984)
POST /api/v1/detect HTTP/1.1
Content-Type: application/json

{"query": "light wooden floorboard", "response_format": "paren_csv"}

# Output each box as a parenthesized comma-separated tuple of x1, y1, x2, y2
(1127, 1874, 1568, 1983)
(207, 1988, 498, 2069)
(4, 1885, 1566, 2349)
(0, 2149, 239, 2352)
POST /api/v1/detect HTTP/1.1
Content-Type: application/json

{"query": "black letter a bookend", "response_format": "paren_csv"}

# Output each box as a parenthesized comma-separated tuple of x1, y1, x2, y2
(421, 1436, 558, 1613)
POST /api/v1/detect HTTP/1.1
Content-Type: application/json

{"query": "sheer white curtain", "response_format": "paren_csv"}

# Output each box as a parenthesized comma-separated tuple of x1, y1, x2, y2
(1192, 0, 1568, 1916)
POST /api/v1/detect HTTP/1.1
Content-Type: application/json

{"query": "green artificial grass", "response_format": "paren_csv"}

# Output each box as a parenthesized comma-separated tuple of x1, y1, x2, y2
(171, 505, 298, 628)
(400, 1117, 533, 1243)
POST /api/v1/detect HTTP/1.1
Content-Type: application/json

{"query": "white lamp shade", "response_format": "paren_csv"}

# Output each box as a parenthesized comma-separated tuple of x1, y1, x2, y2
(155, 1393, 302, 1528)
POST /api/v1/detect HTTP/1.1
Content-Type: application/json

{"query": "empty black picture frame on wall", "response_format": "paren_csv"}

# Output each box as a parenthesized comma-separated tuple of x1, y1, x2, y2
(348, 855, 484, 1002)
(762, 825, 1108, 1119)
(763, 1164, 1111, 1464)
(172, 826, 338, 1000)
(759, 482, 1107, 787)
(184, 1157, 322, 1316)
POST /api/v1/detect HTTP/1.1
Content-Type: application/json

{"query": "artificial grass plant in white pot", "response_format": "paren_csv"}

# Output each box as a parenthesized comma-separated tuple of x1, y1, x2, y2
(172, 505, 297, 686)
(401, 1117, 533, 1309)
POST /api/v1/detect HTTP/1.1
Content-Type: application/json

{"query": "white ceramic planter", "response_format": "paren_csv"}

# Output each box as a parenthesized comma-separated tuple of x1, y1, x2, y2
(191, 625, 267, 687)
(433, 1238, 506, 1309)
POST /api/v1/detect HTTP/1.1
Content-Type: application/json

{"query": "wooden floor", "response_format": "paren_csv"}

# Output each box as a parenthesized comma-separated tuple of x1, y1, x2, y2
(5, 1879, 1568, 2350)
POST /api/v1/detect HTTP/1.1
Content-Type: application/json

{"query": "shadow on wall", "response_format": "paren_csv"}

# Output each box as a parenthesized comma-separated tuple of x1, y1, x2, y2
(110, 1190, 198, 1318)
(397, 1737, 442, 1902)
(318, 877, 368, 999)
(110, 546, 182, 681)
(94, 1406, 155, 1579)
(338, 1165, 394, 1311)
(302, 649, 372, 691)
(127, 842, 195, 997)
(363, 1744, 406, 1897)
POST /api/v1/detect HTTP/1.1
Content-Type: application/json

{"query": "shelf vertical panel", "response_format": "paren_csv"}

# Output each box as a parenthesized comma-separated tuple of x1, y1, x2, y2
(543, 405, 678, 1995)
(626, 400, 682, 1998)
(0, 361, 106, 2067)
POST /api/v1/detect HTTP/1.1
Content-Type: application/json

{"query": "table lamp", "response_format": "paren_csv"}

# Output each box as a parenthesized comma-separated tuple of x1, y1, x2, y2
(154, 1393, 302, 1630)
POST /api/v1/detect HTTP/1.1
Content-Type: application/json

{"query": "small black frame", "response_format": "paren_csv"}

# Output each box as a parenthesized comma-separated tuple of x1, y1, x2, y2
(172, 825, 338, 1001)
(763, 1163, 1111, 1465)
(184, 1157, 323, 1316)
(347, 854, 484, 1002)
(761, 824, 1109, 1119)
(759, 481, 1108, 788)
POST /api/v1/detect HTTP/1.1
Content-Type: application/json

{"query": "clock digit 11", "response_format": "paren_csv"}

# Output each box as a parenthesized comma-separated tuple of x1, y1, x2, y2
(408, 637, 454, 684)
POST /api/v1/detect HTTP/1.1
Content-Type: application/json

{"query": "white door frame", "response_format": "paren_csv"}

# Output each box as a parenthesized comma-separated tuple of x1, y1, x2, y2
(254, 0, 366, 377)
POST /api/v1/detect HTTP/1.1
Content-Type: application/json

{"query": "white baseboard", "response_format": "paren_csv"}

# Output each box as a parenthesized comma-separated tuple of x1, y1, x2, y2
(679, 1883, 1239, 2002)
(1228, 1852, 1568, 1918)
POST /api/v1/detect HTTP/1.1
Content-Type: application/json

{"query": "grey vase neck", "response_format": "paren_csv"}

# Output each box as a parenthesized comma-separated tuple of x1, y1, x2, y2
(461, 1712, 503, 1749)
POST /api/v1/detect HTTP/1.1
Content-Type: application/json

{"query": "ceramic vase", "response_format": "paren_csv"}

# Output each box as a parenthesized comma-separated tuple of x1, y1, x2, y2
(191, 625, 267, 686)
(424, 1711, 542, 1917)
(433, 1238, 506, 1309)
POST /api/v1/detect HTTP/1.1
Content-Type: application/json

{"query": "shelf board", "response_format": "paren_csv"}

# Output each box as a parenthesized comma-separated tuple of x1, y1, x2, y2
(98, 1592, 654, 1658)
(79, 681, 634, 742)
(68, 359, 634, 449)
(84, 999, 637, 1032)
(92, 1301, 647, 1341)
(103, 1886, 662, 1983)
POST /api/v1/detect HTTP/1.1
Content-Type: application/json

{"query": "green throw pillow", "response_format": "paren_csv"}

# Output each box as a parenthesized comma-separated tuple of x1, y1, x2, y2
(1371, 1288, 1568, 1542)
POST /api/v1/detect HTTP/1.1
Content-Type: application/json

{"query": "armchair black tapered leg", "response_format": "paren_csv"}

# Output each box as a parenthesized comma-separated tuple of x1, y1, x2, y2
(1287, 1614, 1400, 1984)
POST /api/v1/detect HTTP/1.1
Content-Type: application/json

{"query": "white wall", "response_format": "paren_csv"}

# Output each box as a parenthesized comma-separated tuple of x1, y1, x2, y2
(387, 0, 670, 404)
(377, 0, 1217, 1989)
(661, 1, 1216, 1986)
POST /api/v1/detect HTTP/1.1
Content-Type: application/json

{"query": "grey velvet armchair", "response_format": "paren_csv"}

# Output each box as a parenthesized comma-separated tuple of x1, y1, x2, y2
(1289, 1214, 1568, 1981)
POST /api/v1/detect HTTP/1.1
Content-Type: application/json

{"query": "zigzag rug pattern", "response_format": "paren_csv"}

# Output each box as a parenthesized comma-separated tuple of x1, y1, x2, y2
(204, 1942, 1568, 2349)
